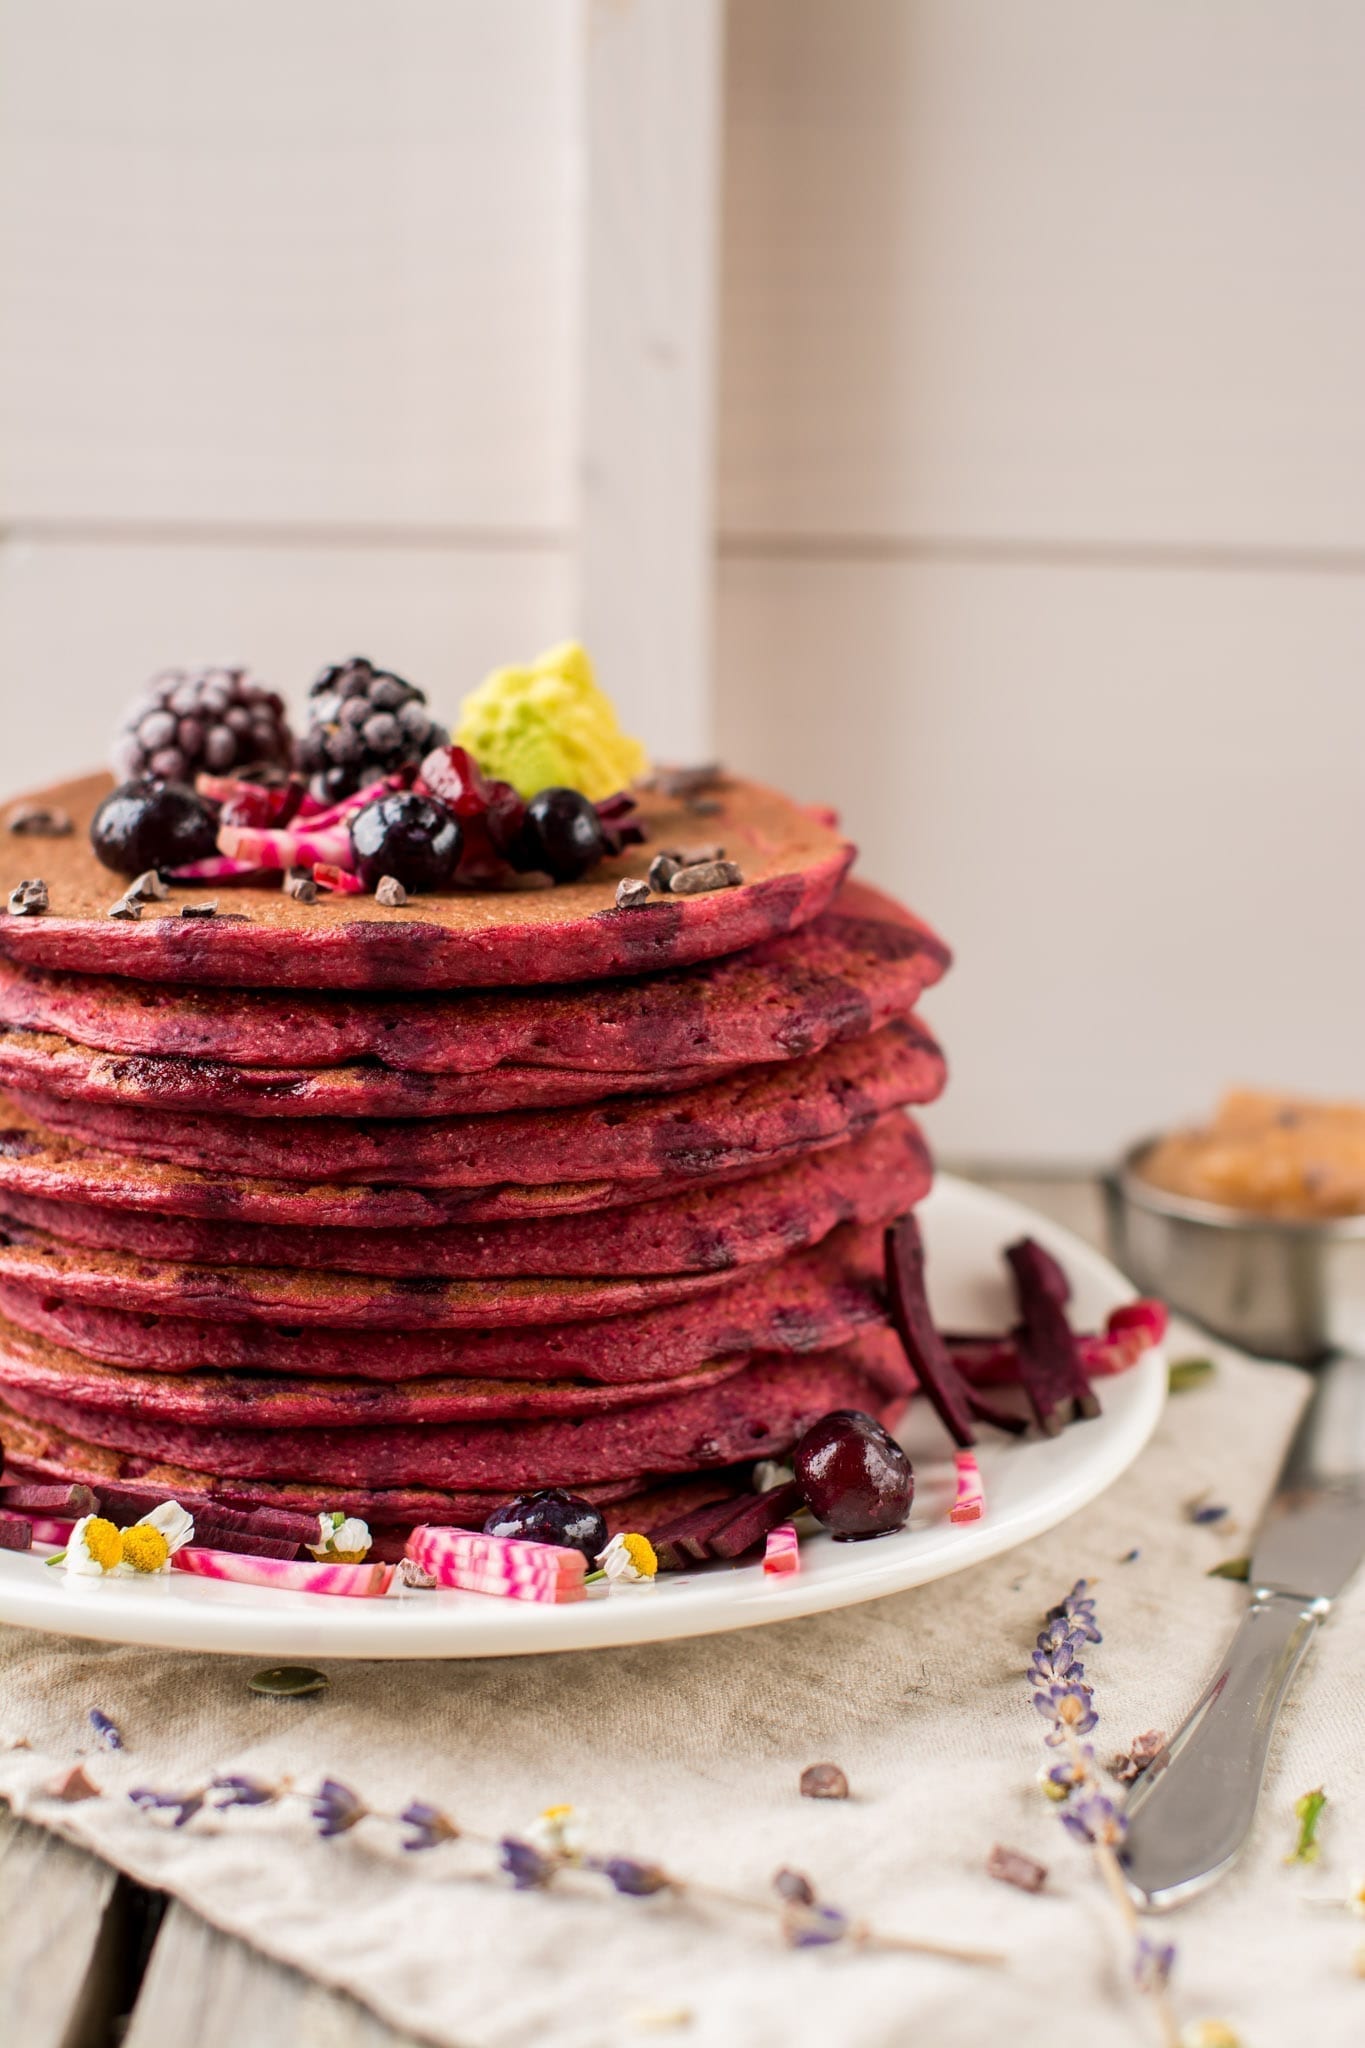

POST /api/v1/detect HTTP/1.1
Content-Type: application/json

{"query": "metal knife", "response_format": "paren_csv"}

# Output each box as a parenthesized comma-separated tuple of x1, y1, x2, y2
(1121, 1351, 1365, 1910)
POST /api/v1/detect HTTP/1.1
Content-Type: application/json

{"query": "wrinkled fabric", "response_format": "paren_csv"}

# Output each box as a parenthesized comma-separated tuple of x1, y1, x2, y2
(2, 1335, 1357, 2048)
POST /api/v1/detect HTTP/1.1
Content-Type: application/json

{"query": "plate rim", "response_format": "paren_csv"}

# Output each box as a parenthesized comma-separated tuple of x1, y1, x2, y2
(0, 1175, 1165, 1658)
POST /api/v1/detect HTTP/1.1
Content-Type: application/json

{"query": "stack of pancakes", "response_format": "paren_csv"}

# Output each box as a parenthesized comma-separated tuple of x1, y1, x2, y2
(0, 773, 948, 1550)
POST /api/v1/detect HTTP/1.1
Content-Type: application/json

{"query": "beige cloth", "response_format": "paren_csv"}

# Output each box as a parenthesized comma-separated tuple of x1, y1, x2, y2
(1, 1338, 1360, 2048)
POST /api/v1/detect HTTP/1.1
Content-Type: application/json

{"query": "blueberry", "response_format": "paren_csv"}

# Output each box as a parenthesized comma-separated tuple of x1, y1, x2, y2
(349, 792, 461, 893)
(482, 1487, 609, 1563)
(793, 1409, 913, 1540)
(90, 780, 220, 877)
(514, 787, 608, 883)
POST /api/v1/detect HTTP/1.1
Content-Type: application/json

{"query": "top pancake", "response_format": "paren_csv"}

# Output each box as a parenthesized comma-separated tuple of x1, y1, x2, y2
(0, 772, 852, 990)
(0, 879, 944, 1091)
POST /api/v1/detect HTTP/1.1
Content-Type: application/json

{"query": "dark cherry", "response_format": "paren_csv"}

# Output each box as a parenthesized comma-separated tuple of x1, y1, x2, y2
(482, 1487, 608, 1564)
(349, 791, 461, 893)
(514, 787, 608, 882)
(90, 779, 220, 877)
(793, 1409, 914, 1540)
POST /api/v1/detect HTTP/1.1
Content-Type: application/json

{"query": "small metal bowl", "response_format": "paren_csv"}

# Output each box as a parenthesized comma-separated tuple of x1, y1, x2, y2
(1105, 1138, 1365, 1366)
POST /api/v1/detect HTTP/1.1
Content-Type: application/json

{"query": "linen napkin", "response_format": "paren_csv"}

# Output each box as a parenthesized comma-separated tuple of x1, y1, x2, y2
(2, 1336, 1359, 2048)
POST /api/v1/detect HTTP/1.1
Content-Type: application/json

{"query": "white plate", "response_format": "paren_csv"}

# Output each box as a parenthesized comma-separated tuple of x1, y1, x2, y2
(0, 1177, 1164, 1659)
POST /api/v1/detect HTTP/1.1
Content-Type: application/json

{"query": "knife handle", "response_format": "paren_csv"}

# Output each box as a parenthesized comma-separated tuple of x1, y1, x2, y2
(1121, 1588, 1325, 1910)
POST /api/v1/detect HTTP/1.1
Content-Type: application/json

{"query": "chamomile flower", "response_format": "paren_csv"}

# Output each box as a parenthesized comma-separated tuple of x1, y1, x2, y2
(63, 1516, 123, 1576)
(120, 1500, 194, 1573)
(595, 1532, 658, 1585)
(309, 1511, 372, 1563)
(524, 1803, 586, 1861)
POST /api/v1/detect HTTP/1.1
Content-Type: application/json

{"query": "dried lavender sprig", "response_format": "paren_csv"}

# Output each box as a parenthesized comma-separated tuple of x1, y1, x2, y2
(1030, 1583, 1182, 2048)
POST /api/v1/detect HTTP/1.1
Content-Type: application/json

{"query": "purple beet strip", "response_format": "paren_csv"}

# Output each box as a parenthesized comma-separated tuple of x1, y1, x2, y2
(883, 1215, 1027, 1447)
(187, 1519, 302, 1561)
(0, 1513, 34, 1552)
(1004, 1238, 1100, 1435)
(0, 1482, 98, 1516)
(649, 1494, 749, 1572)
(93, 1486, 317, 1545)
(704, 1481, 805, 1560)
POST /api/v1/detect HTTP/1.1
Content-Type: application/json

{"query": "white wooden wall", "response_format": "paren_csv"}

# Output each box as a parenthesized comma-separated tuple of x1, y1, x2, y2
(714, 0, 1365, 1162)
(2, 0, 1363, 1162)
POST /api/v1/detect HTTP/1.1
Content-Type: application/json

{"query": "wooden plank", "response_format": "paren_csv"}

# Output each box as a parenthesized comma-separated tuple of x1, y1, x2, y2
(123, 1902, 428, 2048)
(0, 1808, 123, 2048)
(0, 0, 576, 531)
(716, 551, 1365, 1164)
(0, 537, 571, 793)
(719, 0, 1365, 553)
(573, 0, 724, 760)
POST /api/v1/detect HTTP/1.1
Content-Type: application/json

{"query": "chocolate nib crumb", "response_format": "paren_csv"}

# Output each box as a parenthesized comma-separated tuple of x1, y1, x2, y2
(283, 867, 318, 904)
(648, 763, 723, 799)
(7, 879, 48, 916)
(180, 900, 218, 918)
(668, 859, 743, 896)
(5, 803, 72, 837)
(127, 869, 169, 903)
(107, 895, 142, 920)
(799, 1763, 849, 1801)
(773, 1867, 816, 1905)
(686, 796, 723, 817)
(615, 877, 652, 910)
(679, 843, 725, 865)
(986, 1844, 1047, 1893)
(648, 853, 681, 892)
(375, 875, 409, 907)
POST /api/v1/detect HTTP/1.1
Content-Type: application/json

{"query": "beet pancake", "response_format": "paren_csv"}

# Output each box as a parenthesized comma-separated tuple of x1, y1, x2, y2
(0, 772, 852, 990)
(3, 1015, 943, 1190)
(0, 1403, 790, 1539)
(0, 1317, 762, 1426)
(0, 1024, 741, 1120)
(0, 1333, 910, 1488)
(0, 1113, 928, 1278)
(0, 883, 946, 1086)
(0, 1221, 885, 1379)
(0, 1226, 764, 1330)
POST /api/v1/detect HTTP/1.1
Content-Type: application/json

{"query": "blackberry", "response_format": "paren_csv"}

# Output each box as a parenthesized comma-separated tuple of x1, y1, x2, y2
(294, 657, 447, 803)
(113, 668, 292, 784)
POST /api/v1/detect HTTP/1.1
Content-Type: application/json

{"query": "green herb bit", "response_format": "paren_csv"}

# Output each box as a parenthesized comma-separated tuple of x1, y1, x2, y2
(1168, 1356, 1216, 1393)
(1206, 1555, 1250, 1581)
(1287, 1786, 1327, 1864)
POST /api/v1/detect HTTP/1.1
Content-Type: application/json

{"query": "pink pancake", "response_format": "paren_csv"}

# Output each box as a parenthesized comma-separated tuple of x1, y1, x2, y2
(0, 1024, 737, 1119)
(0, 1017, 942, 1205)
(0, 1333, 910, 1488)
(0, 1221, 885, 1378)
(0, 1113, 928, 1278)
(0, 884, 947, 1099)
(0, 772, 853, 990)
(0, 1409, 781, 1542)
(0, 1315, 765, 1426)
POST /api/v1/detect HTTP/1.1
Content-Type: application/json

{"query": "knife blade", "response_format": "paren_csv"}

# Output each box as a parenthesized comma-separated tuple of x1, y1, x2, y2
(1121, 1351, 1365, 1910)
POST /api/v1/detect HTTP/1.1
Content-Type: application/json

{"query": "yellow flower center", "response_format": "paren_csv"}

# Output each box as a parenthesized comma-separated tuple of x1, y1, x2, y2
(81, 1518, 123, 1572)
(120, 1526, 170, 1574)
(621, 1533, 658, 1579)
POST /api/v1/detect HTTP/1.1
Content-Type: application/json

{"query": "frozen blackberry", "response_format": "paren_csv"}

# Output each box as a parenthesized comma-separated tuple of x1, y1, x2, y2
(294, 657, 448, 803)
(113, 668, 292, 784)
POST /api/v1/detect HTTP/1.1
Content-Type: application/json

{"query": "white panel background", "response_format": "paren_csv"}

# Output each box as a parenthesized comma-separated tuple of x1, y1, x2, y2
(2, 0, 1363, 1163)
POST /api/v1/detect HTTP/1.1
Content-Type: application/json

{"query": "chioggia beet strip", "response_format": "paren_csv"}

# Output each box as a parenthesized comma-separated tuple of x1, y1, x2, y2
(313, 862, 367, 895)
(168, 855, 263, 880)
(218, 822, 356, 869)
(406, 1525, 587, 1603)
(762, 1523, 801, 1575)
(950, 1450, 985, 1523)
(173, 1548, 393, 1597)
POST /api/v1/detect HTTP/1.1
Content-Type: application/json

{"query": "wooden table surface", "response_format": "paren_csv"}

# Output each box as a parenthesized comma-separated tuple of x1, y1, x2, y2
(0, 1173, 1103, 2048)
